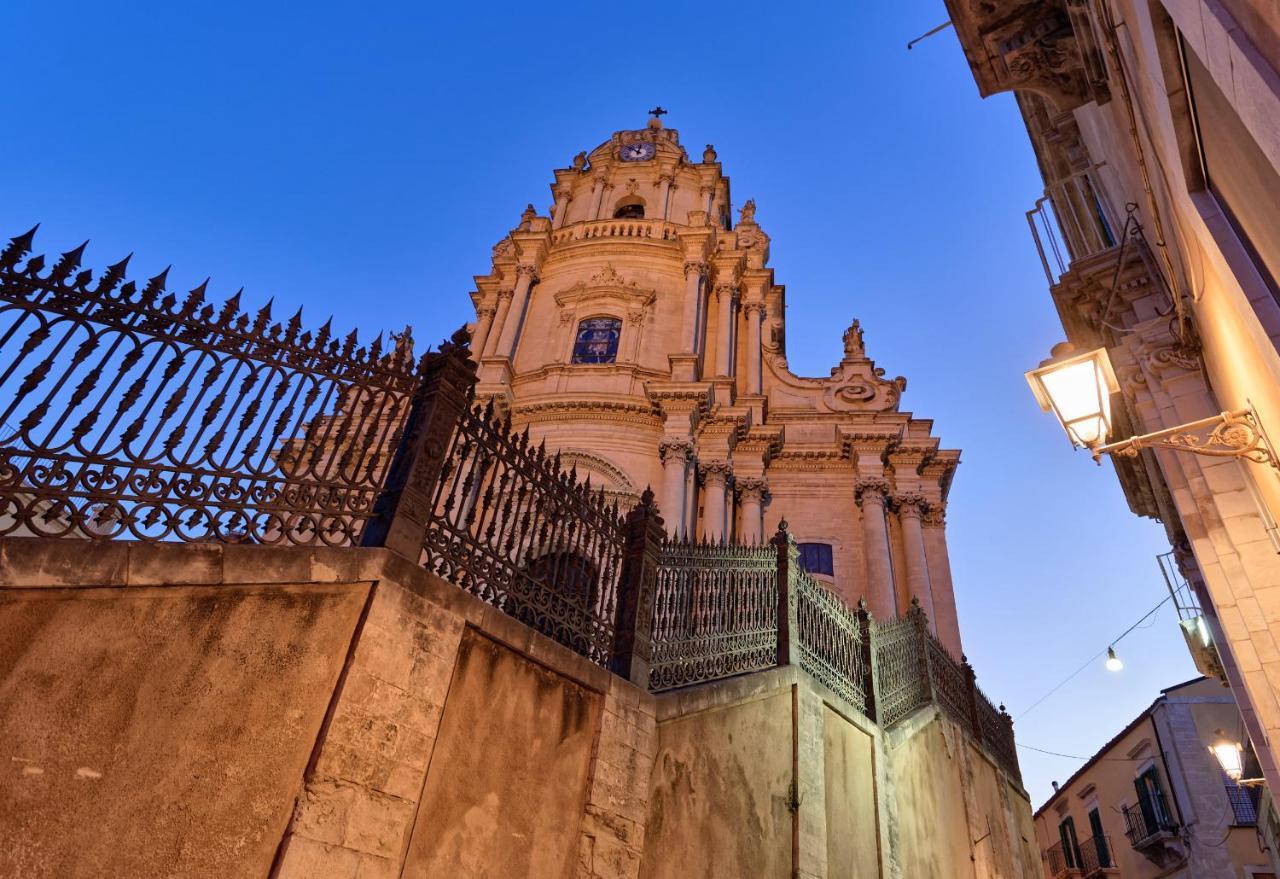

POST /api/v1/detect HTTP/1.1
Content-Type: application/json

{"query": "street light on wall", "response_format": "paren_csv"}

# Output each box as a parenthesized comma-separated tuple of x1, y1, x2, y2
(1026, 342, 1280, 470)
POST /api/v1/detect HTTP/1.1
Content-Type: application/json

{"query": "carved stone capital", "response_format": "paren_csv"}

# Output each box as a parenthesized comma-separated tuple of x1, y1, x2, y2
(683, 260, 708, 279)
(515, 263, 539, 279)
(700, 460, 733, 485)
(742, 301, 768, 319)
(714, 283, 738, 301)
(854, 476, 889, 506)
(554, 187, 573, 202)
(736, 476, 768, 502)
(477, 306, 497, 319)
(891, 491, 928, 519)
(496, 287, 515, 301)
(922, 507, 946, 528)
(659, 438, 695, 464)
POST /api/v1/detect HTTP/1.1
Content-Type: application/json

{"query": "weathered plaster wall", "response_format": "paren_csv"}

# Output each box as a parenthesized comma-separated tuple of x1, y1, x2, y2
(642, 685, 795, 879)
(0, 539, 1030, 879)
(403, 628, 600, 876)
(0, 540, 659, 879)
(642, 667, 1034, 879)
(0, 543, 369, 879)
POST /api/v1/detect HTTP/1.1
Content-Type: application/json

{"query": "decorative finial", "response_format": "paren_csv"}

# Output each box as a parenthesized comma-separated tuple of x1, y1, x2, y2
(703, 144, 717, 163)
(519, 203, 536, 229)
(572, 151, 587, 171)
(739, 199, 756, 223)
(647, 106, 667, 130)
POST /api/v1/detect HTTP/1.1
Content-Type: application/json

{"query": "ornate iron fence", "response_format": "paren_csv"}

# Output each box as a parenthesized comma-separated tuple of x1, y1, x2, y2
(648, 538, 777, 691)
(795, 566, 868, 714)
(0, 228, 1024, 778)
(0, 228, 418, 545)
(875, 613, 931, 727)
(421, 396, 628, 666)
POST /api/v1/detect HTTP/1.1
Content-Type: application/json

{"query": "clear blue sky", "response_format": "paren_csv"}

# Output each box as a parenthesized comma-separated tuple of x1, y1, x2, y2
(3, 1, 1194, 804)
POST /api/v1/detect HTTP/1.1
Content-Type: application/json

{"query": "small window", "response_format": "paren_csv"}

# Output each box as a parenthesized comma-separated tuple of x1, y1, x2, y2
(798, 542, 834, 576)
(614, 203, 645, 219)
(572, 317, 621, 364)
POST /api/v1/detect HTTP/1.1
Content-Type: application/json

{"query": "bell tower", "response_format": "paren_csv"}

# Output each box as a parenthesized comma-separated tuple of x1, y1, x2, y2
(467, 114, 966, 653)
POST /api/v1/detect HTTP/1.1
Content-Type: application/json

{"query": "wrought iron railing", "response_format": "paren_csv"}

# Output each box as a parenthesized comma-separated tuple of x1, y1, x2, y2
(648, 538, 777, 691)
(1225, 775, 1260, 826)
(1045, 839, 1081, 876)
(1123, 790, 1177, 846)
(875, 615, 930, 727)
(0, 228, 1024, 772)
(1027, 164, 1119, 283)
(0, 228, 418, 545)
(795, 566, 868, 714)
(421, 398, 629, 666)
(1078, 834, 1113, 874)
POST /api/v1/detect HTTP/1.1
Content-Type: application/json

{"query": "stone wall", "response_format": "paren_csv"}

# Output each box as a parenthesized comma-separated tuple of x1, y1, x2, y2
(0, 540, 658, 879)
(642, 666, 1037, 879)
(1, 538, 1033, 878)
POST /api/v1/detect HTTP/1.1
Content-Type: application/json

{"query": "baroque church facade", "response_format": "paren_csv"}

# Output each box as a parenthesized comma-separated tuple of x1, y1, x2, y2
(467, 114, 963, 653)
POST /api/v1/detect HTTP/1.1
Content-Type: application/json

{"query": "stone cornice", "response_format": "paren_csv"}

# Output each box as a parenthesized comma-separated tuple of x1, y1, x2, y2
(510, 399, 662, 428)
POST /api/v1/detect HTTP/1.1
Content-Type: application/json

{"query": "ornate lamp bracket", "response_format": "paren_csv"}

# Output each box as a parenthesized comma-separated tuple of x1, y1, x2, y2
(1093, 406, 1278, 470)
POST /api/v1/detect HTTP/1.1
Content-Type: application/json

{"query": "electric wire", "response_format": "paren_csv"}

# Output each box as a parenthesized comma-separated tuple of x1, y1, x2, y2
(1014, 593, 1172, 722)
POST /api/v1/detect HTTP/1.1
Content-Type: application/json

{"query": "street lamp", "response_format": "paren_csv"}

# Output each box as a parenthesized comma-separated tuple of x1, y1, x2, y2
(1026, 342, 1279, 469)
(1208, 732, 1268, 787)
(1211, 738, 1244, 781)
(1025, 343, 1118, 450)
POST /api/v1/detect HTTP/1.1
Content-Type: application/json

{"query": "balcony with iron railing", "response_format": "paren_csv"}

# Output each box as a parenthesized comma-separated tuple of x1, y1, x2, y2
(1122, 791, 1178, 848)
(1027, 164, 1120, 284)
(1158, 549, 1226, 681)
(1078, 834, 1117, 877)
(1045, 839, 1082, 878)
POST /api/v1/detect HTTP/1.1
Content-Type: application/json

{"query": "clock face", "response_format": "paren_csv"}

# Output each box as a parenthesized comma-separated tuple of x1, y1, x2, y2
(620, 141, 656, 162)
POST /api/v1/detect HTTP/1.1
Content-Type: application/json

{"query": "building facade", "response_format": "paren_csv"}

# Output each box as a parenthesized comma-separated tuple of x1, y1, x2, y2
(1034, 678, 1271, 879)
(944, 0, 1280, 809)
(466, 114, 964, 649)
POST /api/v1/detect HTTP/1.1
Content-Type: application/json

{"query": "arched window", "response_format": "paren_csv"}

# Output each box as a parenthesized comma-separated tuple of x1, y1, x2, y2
(572, 317, 621, 364)
(798, 542, 834, 577)
(612, 196, 645, 219)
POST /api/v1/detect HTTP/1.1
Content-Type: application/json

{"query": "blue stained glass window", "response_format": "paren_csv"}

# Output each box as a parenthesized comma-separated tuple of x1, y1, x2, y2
(798, 542, 834, 576)
(572, 317, 621, 364)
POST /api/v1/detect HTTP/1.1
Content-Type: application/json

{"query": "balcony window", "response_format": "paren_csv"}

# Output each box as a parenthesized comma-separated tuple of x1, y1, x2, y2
(572, 317, 621, 364)
(1224, 771, 1260, 826)
(1123, 768, 1177, 846)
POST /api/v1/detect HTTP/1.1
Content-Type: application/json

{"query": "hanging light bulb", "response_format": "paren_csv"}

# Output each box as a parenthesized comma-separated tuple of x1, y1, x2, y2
(1105, 646, 1124, 672)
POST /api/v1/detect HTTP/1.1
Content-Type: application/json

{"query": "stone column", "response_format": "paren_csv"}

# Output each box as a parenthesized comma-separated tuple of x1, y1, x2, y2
(743, 302, 765, 394)
(659, 439, 692, 537)
(701, 461, 732, 542)
(550, 188, 572, 229)
(656, 174, 674, 220)
(894, 492, 935, 625)
(737, 477, 767, 544)
(714, 283, 737, 378)
(597, 183, 615, 220)
(681, 261, 707, 352)
(922, 508, 962, 656)
(587, 174, 606, 220)
(470, 305, 497, 357)
(482, 289, 514, 357)
(855, 477, 895, 620)
(700, 185, 714, 215)
(493, 265, 537, 358)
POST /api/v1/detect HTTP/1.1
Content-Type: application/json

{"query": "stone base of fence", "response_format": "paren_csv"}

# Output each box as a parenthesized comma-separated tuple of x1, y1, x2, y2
(1, 537, 1036, 879)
